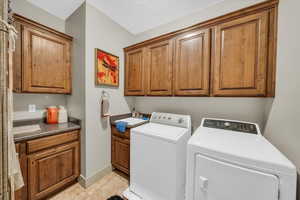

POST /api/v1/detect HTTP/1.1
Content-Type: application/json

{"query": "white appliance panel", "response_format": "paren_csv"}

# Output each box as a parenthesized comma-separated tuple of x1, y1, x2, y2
(130, 130, 177, 200)
(194, 154, 279, 200)
(124, 112, 192, 200)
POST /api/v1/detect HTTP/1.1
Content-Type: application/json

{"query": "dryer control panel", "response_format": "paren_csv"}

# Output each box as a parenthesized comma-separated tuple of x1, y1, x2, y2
(203, 119, 258, 134)
(150, 112, 191, 129)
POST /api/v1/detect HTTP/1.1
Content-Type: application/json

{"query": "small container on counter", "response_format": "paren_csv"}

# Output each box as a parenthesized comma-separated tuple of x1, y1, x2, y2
(47, 106, 58, 124)
(58, 106, 68, 123)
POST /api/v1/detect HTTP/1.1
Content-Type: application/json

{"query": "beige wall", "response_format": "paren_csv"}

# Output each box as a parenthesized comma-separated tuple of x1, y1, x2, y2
(11, 0, 65, 32)
(264, 0, 300, 198)
(84, 2, 135, 179)
(65, 2, 135, 181)
(11, 0, 67, 114)
(134, 0, 265, 43)
(65, 3, 87, 177)
(133, 0, 269, 130)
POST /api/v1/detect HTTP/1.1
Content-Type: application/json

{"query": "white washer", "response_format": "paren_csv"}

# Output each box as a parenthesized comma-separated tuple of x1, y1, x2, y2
(123, 112, 191, 200)
(186, 118, 297, 200)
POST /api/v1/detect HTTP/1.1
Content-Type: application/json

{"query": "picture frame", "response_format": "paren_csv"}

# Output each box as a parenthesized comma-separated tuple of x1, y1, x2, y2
(95, 48, 119, 87)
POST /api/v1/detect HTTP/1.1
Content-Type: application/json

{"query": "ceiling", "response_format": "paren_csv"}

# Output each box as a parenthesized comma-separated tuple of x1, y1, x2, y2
(27, 0, 225, 34)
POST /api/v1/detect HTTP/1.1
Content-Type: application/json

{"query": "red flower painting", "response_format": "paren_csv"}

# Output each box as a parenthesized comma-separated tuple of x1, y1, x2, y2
(95, 49, 119, 86)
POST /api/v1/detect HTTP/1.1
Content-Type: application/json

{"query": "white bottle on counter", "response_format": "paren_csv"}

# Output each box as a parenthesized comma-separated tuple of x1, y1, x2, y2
(58, 106, 68, 123)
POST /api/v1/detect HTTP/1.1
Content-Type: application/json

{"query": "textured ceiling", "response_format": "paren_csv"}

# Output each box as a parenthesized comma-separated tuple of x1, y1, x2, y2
(26, 0, 225, 34)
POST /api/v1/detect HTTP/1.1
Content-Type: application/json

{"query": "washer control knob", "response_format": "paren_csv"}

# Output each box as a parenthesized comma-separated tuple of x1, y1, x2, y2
(178, 118, 183, 124)
(224, 122, 231, 127)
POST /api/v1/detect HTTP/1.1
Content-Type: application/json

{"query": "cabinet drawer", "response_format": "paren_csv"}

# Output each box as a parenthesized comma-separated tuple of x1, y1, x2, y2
(27, 130, 79, 154)
(111, 125, 130, 139)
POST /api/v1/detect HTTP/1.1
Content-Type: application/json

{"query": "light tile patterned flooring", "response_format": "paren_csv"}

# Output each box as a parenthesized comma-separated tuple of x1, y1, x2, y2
(49, 171, 129, 200)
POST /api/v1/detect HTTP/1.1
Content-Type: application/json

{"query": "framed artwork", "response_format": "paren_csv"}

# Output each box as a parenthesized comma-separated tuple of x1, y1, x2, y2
(95, 48, 119, 86)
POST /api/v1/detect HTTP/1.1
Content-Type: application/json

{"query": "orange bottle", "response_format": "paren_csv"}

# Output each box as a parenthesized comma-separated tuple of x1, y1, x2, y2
(47, 106, 58, 124)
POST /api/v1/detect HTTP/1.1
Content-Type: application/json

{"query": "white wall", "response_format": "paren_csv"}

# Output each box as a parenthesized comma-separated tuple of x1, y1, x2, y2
(11, 0, 65, 32)
(11, 0, 67, 115)
(133, 0, 269, 130)
(135, 97, 268, 130)
(84, 3, 135, 179)
(134, 0, 265, 43)
(264, 0, 300, 198)
(65, 3, 87, 177)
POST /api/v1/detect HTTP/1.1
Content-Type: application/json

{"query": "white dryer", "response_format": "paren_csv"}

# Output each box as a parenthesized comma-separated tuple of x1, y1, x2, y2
(123, 112, 191, 200)
(186, 118, 297, 200)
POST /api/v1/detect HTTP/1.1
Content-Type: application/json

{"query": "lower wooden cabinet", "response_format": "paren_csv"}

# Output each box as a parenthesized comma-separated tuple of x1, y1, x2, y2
(28, 142, 80, 200)
(15, 143, 28, 200)
(15, 130, 80, 200)
(112, 136, 130, 175)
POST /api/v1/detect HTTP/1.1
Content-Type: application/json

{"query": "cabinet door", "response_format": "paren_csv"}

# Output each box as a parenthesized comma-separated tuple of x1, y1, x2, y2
(28, 142, 79, 200)
(13, 21, 22, 93)
(112, 136, 130, 174)
(125, 48, 145, 96)
(212, 11, 269, 96)
(146, 40, 173, 96)
(15, 143, 28, 200)
(23, 26, 71, 93)
(174, 29, 211, 96)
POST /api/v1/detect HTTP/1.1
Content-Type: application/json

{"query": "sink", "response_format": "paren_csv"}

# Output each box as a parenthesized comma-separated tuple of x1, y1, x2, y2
(115, 117, 148, 126)
(12, 124, 41, 135)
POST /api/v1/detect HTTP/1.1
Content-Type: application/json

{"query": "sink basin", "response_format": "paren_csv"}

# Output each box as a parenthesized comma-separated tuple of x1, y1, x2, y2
(115, 117, 148, 126)
(13, 124, 41, 135)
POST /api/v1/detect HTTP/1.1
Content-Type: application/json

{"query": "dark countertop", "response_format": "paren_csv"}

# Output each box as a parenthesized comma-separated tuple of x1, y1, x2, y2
(13, 117, 81, 142)
(110, 113, 150, 128)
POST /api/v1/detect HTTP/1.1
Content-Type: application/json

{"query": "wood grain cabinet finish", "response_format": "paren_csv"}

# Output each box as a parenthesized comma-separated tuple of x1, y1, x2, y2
(174, 29, 211, 96)
(14, 130, 80, 200)
(15, 143, 28, 200)
(124, 0, 278, 97)
(125, 48, 146, 96)
(13, 14, 72, 94)
(28, 141, 80, 200)
(111, 135, 130, 175)
(212, 11, 269, 96)
(145, 40, 173, 96)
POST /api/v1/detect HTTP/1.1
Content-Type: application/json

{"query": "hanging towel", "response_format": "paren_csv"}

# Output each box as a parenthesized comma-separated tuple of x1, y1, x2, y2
(101, 94, 110, 118)
(116, 121, 128, 133)
(3, 18, 24, 200)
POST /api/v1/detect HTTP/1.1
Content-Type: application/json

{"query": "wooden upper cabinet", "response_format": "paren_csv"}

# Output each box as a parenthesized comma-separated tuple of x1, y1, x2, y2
(212, 11, 269, 96)
(145, 40, 173, 96)
(123, 0, 278, 97)
(13, 14, 72, 94)
(174, 29, 211, 96)
(125, 48, 145, 96)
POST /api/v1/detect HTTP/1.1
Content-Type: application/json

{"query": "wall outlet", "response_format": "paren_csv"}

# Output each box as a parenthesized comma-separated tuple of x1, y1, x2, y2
(28, 104, 36, 112)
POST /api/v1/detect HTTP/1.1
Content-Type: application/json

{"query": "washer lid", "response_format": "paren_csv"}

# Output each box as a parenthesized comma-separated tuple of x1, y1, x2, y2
(131, 123, 189, 143)
(189, 126, 296, 175)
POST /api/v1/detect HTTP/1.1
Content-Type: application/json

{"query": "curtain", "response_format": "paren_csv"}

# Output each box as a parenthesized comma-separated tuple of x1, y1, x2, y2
(0, 0, 24, 199)
(0, 0, 10, 199)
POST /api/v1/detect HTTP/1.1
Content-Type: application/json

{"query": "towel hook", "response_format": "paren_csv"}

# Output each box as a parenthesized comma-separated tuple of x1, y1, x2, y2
(101, 90, 110, 98)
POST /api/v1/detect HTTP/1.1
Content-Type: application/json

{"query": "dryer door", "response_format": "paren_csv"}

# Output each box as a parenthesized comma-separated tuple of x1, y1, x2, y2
(194, 154, 279, 200)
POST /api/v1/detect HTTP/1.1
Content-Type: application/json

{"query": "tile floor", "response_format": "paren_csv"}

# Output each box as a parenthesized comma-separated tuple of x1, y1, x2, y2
(49, 171, 129, 200)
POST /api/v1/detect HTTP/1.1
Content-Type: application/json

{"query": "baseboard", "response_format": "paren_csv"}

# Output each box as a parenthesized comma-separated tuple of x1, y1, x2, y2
(78, 165, 112, 188)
